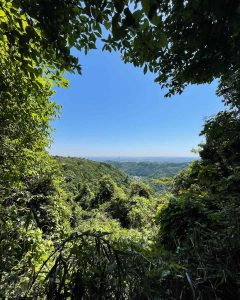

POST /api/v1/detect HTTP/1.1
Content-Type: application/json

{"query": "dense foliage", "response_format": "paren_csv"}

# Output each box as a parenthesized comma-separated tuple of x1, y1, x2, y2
(106, 161, 189, 178)
(1, 0, 240, 299)
(55, 156, 130, 195)
(8, 0, 240, 96)
(156, 113, 240, 299)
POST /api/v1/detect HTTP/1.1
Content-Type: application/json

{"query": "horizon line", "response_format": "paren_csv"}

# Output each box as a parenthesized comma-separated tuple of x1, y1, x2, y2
(88, 156, 198, 158)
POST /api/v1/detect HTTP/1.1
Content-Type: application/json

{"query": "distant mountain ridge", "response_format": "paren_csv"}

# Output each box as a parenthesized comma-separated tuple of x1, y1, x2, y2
(88, 156, 197, 163)
(104, 161, 191, 179)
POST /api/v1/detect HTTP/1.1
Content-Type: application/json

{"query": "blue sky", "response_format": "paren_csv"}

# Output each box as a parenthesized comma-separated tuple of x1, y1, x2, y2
(50, 47, 224, 158)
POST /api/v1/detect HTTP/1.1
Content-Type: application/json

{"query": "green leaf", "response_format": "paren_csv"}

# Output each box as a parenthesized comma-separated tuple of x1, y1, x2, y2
(143, 64, 148, 74)
(112, 13, 126, 40)
(104, 21, 111, 30)
(114, 0, 124, 13)
(159, 33, 167, 47)
(150, 15, 160, 26)
(141, 0, 150, 15)
(141, 18, 149, 30)
(133, 10, 143, 22)
(0, 10, 6, 17)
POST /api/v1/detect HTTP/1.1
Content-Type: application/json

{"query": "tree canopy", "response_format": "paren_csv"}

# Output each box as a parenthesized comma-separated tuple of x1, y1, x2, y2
(2, 1, 240, 96)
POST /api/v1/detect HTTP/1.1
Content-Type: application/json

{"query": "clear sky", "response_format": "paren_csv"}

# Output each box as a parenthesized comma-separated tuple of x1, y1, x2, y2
(49, 47, 224, 158)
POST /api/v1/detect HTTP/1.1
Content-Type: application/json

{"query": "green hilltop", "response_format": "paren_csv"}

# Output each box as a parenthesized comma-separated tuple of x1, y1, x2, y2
(54, 156, 130, 195)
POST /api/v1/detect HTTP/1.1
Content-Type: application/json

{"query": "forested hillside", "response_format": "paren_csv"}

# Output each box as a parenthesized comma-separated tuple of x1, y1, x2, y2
(55, 156, 130, 194)
(106, 161, 189, 178)
(1, 1, 240, 299)
(106, 161, 190, 193)
(55, 157, 189, 195)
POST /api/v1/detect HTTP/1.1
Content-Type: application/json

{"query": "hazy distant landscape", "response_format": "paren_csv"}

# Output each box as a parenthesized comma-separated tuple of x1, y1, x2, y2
(55, 156, 191, 194)
(106, 160, 190, 178)
(89, 156, 197, 163)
